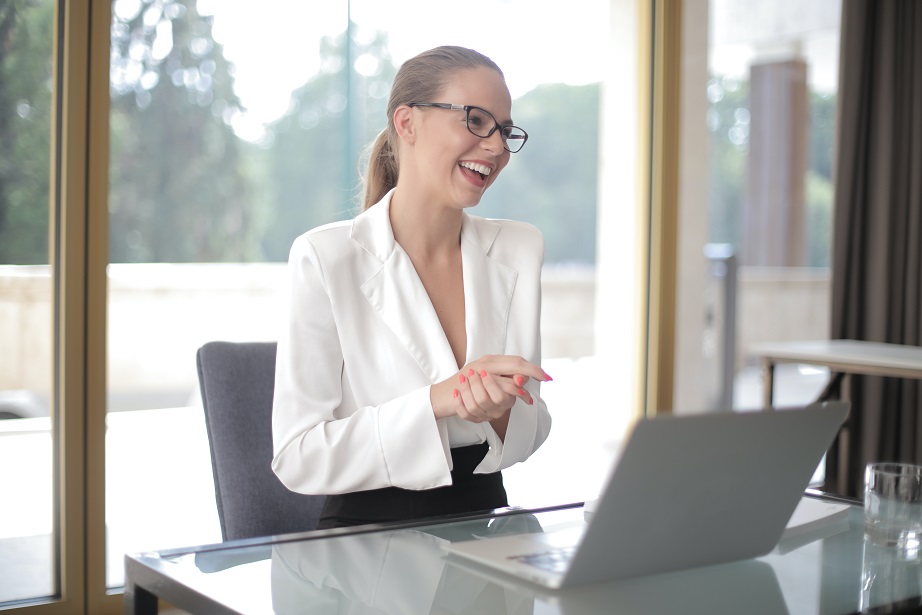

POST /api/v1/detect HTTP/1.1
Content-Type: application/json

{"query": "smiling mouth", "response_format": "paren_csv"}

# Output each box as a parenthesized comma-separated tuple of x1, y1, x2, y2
(459, 161, 492, 180)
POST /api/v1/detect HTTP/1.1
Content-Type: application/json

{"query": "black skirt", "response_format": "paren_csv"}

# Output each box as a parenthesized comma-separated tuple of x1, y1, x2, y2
(318, 442, 508, 529)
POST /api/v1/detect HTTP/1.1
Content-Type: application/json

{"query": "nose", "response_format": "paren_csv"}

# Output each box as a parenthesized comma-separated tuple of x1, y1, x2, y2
(480, 128, 506, 155)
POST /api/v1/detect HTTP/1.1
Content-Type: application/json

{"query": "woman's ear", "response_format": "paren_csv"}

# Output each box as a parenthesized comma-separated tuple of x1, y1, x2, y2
(393, 105, 416, 145)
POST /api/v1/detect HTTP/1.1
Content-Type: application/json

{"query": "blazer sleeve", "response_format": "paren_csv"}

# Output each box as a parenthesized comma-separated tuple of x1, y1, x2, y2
(271, 233, 451, 495)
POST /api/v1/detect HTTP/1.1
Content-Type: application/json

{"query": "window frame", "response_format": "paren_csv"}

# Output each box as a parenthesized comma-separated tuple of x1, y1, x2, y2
(14, 1, 113, 614)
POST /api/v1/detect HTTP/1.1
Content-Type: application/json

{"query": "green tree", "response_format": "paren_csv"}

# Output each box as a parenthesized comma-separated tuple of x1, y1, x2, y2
(0, 0, 54, 265)
(478, 83, 600, 265)
(109, 0, 257, 262)
(810, 91, 836, 182)
(256, 28, 396, 262)
(806, 169, 833, 266)
(256, 39, 599, 266)
(707, 77, 749, 247)
(707, 76, 836, 267)
(805, 91, 836, 267)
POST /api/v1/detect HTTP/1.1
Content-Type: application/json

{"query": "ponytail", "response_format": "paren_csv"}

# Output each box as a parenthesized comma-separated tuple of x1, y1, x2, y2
(362, 129, 399, 210)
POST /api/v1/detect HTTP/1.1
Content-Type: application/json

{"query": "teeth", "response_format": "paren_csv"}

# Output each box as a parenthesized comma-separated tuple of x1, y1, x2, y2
(460, 161, 491, 176)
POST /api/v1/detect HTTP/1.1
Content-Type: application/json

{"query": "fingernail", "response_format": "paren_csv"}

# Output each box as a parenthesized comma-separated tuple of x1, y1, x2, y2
(453, 389, 459, 399)
(480, 369, 487, 378)
(543, 372, 553, 382)
(517, 388, 526, 396)
(459, 374, 466, 384)
(468, 368, 475, 377)
(514, 375, 525, 386)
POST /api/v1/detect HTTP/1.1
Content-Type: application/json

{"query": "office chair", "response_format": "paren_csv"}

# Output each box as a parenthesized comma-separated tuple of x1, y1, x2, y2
(196, 341, 326, 541)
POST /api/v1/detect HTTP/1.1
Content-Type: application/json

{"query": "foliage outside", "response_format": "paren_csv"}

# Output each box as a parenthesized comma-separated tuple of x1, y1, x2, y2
(0, 0, 54, 264)
(707, 75, 836, 267)
(1, 0, 834, 268)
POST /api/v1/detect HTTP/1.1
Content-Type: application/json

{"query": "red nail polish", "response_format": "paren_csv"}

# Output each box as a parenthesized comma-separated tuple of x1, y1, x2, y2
(518, 388, 526, 396)
(480, 369, 487, 378)
(468, 368, 475, 377)
(453, 389, 459, 399)
(459, 374, 466, 384)
(514, 375, 525, 386)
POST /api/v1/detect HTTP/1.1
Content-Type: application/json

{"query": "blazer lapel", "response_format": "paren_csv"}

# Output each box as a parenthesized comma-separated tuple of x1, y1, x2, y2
(353, 193, 457, 383)
(461, 214, 517, 363)
(352, 192, 517, 382)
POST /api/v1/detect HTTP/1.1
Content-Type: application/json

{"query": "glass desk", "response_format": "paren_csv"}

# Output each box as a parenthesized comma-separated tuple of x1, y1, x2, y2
(124, 494, 922, 615)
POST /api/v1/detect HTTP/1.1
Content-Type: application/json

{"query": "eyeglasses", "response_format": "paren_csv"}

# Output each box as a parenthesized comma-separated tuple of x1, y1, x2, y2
(407, 103, 528, 153)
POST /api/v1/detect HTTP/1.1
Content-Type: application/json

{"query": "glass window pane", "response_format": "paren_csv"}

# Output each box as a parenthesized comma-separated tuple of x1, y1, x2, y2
(0, 0, 57, 604)
(674, 0, 841, 412)
(106, 0, 633, 587)
(106, 0, 275, 588)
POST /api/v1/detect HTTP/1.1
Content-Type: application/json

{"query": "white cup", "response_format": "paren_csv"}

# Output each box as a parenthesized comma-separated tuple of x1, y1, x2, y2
(865, 463, 922, 553)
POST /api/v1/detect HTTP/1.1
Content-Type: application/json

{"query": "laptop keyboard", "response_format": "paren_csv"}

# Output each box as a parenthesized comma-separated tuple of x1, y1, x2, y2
(509, 546, 577, 573)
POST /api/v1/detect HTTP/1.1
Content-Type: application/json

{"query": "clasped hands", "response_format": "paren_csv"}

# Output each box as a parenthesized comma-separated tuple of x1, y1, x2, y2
(430, 355, 552, 424)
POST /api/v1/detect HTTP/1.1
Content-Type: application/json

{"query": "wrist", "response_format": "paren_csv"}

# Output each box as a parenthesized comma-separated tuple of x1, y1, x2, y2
(430, 379, 455, 419)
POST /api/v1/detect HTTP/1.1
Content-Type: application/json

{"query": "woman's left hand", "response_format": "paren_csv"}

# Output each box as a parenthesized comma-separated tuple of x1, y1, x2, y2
(430, 355, 550, 430)
(451, 367, 533, 424)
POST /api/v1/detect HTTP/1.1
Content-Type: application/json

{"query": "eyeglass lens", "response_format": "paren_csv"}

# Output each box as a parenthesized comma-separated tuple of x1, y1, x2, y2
(466, 107, 527, 153)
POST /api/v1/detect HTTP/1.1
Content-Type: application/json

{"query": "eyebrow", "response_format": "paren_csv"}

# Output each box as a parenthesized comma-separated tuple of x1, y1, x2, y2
(482, 105, 514, 126)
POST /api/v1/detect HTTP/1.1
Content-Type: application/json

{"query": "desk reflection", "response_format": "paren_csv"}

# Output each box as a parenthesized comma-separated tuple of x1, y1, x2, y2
(560, 560, 790, 615)
(268, 511, 790, 615)
(271, 515, 542, 615)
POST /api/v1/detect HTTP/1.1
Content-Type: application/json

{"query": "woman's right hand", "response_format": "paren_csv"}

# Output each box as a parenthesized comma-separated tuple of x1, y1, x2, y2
(430, 355, 552, 423)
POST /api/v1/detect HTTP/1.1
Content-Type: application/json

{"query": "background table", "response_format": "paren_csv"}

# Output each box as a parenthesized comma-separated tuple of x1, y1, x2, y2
(752, 339, 922, 495)
(752, 339, 922, 410)
(124, 493, 922, 615)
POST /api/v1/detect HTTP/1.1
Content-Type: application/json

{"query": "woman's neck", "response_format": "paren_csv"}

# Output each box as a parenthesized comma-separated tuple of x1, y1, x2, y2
(389, 187, 463, 263)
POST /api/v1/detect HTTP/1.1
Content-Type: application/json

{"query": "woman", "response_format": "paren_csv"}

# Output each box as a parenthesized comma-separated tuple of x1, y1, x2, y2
(271, 46, 552, 528)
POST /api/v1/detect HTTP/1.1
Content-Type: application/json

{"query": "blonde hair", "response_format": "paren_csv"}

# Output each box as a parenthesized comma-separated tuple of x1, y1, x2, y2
(361, 46, 504, 210)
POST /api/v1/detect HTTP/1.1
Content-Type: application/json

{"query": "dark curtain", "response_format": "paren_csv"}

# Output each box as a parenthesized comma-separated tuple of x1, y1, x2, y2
(829, 0, 922, 497)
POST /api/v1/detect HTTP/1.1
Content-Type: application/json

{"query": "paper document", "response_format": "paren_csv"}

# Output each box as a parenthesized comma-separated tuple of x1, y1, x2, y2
(776, 497, 851, 553)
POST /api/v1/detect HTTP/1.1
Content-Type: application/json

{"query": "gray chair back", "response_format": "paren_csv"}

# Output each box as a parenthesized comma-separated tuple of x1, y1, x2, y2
(196, 341, 325, 541)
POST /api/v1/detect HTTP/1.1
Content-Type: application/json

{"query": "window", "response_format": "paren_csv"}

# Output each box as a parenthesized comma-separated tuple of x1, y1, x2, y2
(0, 0, 57, 604)
(673, 0, 841, 412)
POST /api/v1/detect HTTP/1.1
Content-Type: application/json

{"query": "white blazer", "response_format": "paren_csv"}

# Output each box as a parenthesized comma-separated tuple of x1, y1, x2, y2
(271, 190, 552, 495)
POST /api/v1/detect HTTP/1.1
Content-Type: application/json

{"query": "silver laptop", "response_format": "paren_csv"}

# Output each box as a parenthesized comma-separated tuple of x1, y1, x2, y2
(446, 401, 849, 589)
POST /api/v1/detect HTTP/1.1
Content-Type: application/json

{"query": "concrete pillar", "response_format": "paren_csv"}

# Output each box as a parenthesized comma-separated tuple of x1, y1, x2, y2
(742, 59, 809, 267)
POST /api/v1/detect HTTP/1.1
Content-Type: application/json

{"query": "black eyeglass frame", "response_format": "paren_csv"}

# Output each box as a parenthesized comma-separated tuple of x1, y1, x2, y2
(407, 103, 528, 153)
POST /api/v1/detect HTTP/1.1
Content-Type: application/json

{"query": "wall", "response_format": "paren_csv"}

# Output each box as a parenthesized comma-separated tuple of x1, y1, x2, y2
(735, 266, 831, 366)
(0, 263, 828, 415)
(0, 268, 53, 403)
(0, 263, 596, 414)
